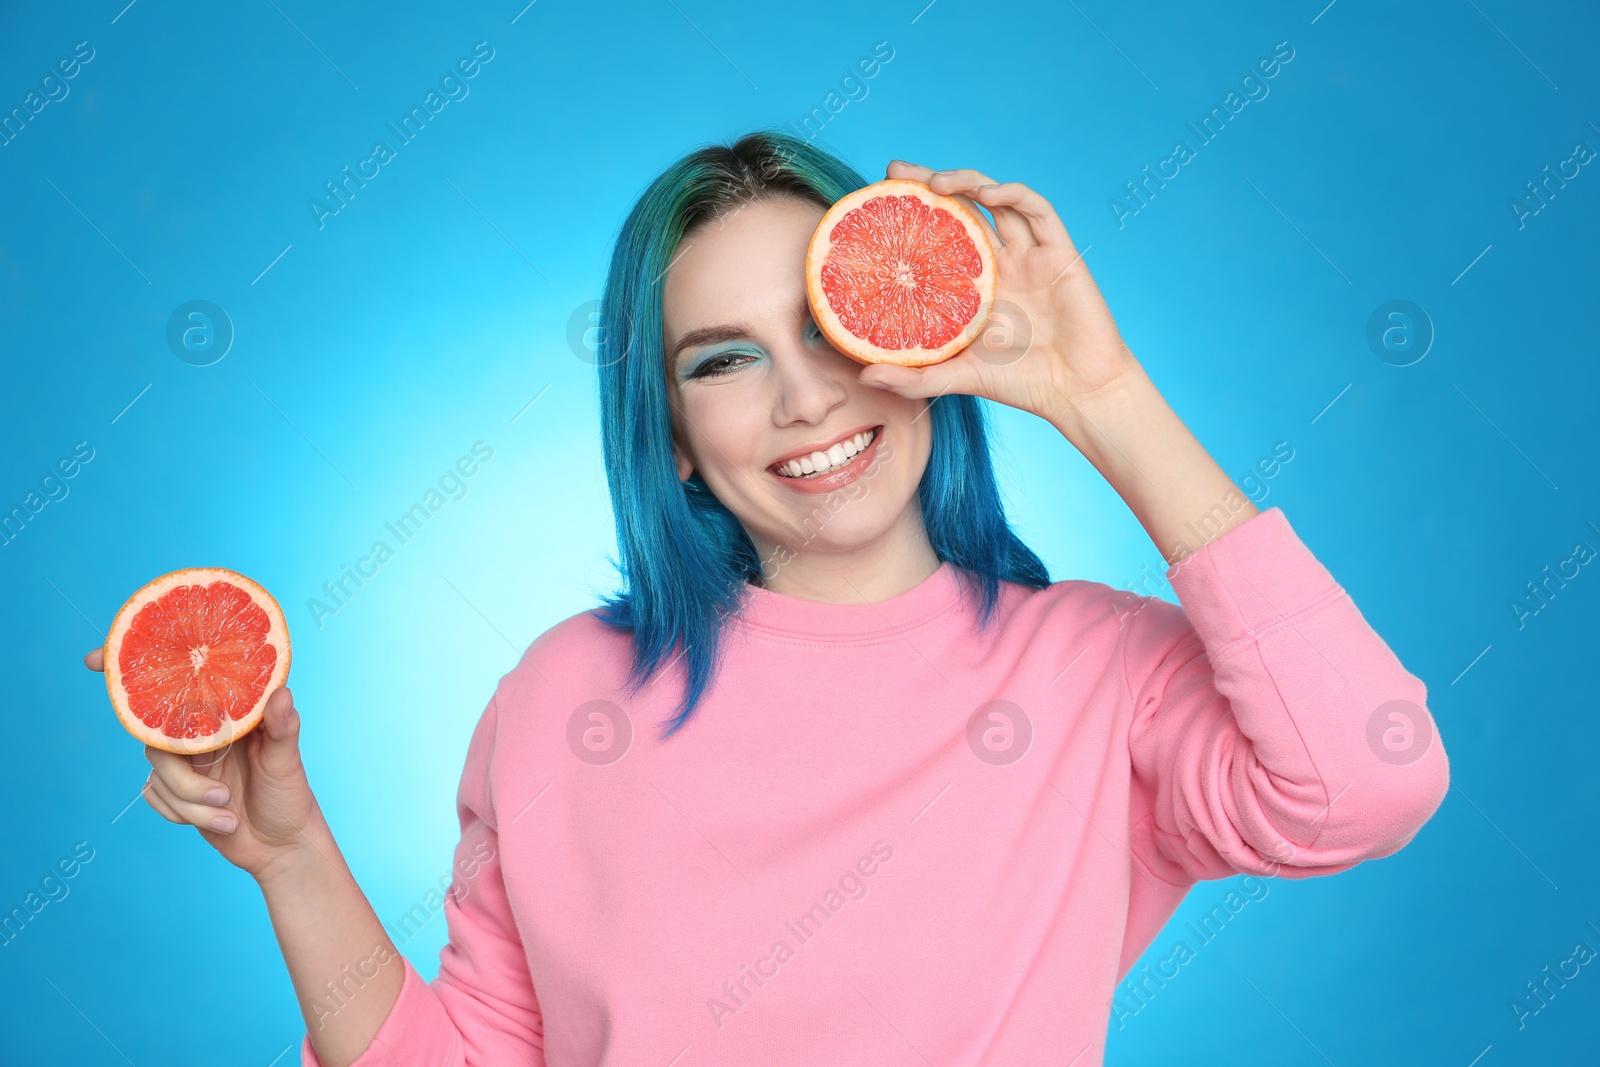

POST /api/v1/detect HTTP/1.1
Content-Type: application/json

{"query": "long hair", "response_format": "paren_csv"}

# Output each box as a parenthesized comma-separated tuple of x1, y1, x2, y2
(591, 129, 1050, 738)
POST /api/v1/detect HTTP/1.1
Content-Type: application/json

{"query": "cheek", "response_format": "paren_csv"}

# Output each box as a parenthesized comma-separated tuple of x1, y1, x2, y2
(844, 425, 926, 517)
(885, 410, 932, 483)
(679, 393, 767, 479)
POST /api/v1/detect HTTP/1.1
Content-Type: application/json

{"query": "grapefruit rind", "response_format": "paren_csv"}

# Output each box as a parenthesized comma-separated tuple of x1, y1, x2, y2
(104, 567, 291, 755)
(805, 178, 997, 368)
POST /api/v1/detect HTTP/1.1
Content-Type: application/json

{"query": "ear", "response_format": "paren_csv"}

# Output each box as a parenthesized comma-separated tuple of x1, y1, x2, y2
(672, 437, 694, 482)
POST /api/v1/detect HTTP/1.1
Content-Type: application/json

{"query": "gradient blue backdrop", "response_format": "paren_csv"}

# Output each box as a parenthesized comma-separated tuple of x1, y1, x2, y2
(3, 1, 1596, 1063)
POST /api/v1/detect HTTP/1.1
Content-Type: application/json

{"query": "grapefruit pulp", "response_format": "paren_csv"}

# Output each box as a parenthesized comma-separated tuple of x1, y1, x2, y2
(104, 567, 290, 754)
(805, 178, 996, 368)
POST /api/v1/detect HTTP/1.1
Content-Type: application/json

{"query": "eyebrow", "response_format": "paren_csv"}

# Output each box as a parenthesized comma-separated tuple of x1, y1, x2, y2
(669, 297, 811, 367)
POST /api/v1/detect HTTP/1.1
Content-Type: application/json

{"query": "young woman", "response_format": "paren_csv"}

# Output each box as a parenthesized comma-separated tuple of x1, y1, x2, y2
(90, 131, 1450, 1066)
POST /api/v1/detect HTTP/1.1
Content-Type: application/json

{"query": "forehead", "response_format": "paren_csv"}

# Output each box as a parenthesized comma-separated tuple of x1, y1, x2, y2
(661, 196, 826, 339)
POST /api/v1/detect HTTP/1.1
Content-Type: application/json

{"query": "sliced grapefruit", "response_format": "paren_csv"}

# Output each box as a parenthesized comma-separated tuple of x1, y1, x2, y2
(805, 177, 996, 368)
(104, 567, 290, 755)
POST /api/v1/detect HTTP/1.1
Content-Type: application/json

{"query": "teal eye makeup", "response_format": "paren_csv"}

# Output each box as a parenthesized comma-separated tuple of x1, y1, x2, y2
(680, 320, 822, 382)
(685, 348, 757, 381)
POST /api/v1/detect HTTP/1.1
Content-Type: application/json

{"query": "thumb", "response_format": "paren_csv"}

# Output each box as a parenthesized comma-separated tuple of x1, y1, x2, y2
(858, 358, 973, 401)
(257, 686, 303, 777)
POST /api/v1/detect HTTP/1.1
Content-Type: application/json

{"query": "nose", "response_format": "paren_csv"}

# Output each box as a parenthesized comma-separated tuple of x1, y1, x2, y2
(771, 337, 851, 428)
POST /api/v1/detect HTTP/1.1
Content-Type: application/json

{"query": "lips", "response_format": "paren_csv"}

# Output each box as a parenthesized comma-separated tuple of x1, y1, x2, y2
(767, 423, 880, 472)
(767, 424, 885, 495)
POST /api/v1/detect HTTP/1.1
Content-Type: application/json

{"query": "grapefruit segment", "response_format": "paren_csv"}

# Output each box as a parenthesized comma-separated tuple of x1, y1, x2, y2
(104, 568, 290, 754)
(806, 178, 996, 367)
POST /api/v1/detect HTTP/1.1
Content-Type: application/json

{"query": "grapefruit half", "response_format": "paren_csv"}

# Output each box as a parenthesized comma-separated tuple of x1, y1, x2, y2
(104, 567, 290, 755)
(805, 178, 997, 368)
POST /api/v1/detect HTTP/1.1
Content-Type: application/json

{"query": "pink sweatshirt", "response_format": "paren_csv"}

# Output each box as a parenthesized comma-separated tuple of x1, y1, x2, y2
(301, 506, 1448, 1066)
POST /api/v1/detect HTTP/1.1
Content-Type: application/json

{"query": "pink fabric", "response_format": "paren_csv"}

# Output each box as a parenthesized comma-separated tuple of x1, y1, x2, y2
(302, 506, 1448, 1066)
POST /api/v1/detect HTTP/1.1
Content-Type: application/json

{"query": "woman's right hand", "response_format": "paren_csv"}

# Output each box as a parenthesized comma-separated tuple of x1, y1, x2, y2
(86, 647, 324, 882)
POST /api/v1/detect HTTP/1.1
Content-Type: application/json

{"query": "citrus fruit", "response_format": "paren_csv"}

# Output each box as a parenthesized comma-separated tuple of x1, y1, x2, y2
(104, 567, 290, 755)
(805, 177, 997, 368)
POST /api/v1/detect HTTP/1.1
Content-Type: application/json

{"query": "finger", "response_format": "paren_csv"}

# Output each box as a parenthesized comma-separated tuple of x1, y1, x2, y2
(950, 192, 1001, 251)
(255, 687, 303, 780)
(84, 647, 104, 672)
(926, 167, 1001, 195)
(886, 159, 935, 181)
(147, 745, 231, 806)
(921, 171, 1017, 254)
(884, 162, 1003, 250)
(928, 169, 1036, 251)
(926, 169, 1005, 250)
(858, 354, 979, 403)
(146, 768, 237, 833)
(186, 746, 232, 777)
(140, 773, 186, 824)
(971, 190, 1035, 251)
(970, 181, 1075, 250)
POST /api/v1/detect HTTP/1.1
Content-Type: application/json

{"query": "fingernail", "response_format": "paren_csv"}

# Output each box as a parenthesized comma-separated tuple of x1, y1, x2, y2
(978, 183, 999, 189)
(204, 787, 229, 806)
(211, 813, 237, 833)
(862, 379, 892, 390)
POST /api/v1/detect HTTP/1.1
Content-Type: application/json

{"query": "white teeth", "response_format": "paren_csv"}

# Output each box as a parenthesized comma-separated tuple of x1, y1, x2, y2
(776, 428, 876, 479)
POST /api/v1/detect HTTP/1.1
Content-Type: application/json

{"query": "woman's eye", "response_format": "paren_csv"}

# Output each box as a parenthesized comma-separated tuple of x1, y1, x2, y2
(691, 352, 752, 379)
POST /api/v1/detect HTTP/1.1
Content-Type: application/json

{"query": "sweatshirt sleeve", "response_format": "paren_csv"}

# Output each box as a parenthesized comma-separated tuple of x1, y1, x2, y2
(1120, 506, 1450, 886)
(301, 690, 546, 1066)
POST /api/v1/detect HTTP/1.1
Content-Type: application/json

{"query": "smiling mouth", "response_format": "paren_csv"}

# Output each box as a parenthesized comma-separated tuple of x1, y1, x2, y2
(771, 426, 881, 479)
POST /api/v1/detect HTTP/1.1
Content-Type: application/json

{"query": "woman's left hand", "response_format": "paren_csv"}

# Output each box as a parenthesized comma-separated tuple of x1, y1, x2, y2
(856, 161, 1137, 423)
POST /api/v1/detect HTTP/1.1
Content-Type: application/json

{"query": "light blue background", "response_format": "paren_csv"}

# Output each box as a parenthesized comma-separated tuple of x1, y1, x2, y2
(3, 1, 1596, 1063)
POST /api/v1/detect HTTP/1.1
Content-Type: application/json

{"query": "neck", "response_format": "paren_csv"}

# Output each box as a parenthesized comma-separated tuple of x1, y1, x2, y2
(749, 510, 942, 604)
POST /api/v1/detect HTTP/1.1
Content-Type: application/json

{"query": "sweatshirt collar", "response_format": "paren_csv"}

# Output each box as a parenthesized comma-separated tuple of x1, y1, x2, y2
(730, 560, 966, 644)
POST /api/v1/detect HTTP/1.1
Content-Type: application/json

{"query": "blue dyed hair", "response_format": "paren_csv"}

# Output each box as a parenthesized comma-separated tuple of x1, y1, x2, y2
(592, 128, 1050, 738)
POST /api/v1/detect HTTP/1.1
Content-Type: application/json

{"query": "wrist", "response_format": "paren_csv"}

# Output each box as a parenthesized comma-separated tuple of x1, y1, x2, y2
(1044, 358, 1161, 460)
(253, 817, 342, 892)
(1045, 358, 1258, 564)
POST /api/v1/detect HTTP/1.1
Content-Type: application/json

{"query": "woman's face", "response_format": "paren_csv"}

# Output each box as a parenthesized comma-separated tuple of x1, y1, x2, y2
(661, 195, 933, 581)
